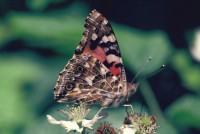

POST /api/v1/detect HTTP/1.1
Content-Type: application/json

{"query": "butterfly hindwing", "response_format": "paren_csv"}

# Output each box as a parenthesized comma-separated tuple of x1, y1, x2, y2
(54, 53, 124, 106)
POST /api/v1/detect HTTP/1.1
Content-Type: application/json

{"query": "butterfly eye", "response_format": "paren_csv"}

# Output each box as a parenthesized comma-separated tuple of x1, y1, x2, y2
(76, 65, 84, 72)
(65, 83, 74, 91)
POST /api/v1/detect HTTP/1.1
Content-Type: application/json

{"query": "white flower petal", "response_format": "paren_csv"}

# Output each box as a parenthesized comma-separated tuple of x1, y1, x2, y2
(47, 115, 82, 133)
(82, 115, 103, 129)
(119, 125, 137, 134)
(82, 119, 93, 129)
(47, 115, 60, 124)
(121, 128, 137, 134)
(82, 107, 105, 128)
(76, 127, 84, 133)
(60, 121, 80, 132)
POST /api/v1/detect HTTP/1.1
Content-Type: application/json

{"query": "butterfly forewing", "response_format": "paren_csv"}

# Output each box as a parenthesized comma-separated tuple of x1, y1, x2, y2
(76, 10, 124, 80)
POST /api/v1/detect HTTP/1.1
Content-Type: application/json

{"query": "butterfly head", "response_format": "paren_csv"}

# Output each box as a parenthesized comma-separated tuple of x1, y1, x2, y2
(126, 82, 138, 100)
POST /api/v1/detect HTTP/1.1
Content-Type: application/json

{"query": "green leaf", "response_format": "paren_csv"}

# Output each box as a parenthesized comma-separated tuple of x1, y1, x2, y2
(166, 95, 200, 129)
(26, 0, 52, 11)
(7, 12, 83, 55)
(0, 56, 42, 133)
(5, 2, 89, 56)
(0, 22, 12, 46)
(171, 50, 200, 92)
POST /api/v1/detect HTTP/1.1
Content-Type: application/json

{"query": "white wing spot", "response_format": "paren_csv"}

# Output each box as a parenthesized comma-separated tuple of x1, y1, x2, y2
(102, 36, 109, 43)
(108, 34, 116, 42)
(103, 20, 108, 25)
(107, 54, 120, 63)
(85, 76, 95, 86)
(92, 33, 97, 40)
(84, 62, 90, 68)
(100, 67, 107, 75)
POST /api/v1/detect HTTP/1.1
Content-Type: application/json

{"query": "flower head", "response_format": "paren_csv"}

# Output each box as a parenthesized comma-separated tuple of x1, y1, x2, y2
(119, 112, 158, 134)
(96, 122, 116, 134)
(66, 104, 90, 122)
(47, 104, 105, 133)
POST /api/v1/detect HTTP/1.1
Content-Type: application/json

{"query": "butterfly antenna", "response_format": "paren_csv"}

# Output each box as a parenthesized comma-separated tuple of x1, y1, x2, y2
(138, 64, 165, 82)
(131, 57, 152, 83)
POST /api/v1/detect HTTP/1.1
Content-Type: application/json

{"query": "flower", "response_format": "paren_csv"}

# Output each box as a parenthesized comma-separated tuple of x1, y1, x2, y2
(47, 104, 105, 133)
(95, 122, 116, 134)
(190, 28, 200, 62)
(65, 103, 90, 123)
(119, 112, 158, 134)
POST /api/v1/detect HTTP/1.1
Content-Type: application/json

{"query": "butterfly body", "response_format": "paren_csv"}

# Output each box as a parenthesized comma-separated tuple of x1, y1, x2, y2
(54, 10, 138, 107)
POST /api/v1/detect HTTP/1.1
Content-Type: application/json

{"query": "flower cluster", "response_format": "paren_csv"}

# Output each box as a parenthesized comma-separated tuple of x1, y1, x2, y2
(119, 112, 158, 134)
(47, 104, 158, 134)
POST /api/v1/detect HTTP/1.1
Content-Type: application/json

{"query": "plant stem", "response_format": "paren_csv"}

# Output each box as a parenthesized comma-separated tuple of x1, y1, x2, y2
(140, 80, 165, 122)
(82, 128, 86, 134)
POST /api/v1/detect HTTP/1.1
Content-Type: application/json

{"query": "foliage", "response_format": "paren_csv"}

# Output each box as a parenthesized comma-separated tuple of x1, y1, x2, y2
(0, 1, 200, 134)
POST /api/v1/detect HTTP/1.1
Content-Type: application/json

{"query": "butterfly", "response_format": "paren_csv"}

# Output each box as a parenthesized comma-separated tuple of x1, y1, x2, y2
(53, 9, 138, 107)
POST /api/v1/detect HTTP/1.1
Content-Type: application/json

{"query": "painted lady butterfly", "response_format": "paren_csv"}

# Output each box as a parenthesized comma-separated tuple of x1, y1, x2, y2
(54, 10, 138, 107)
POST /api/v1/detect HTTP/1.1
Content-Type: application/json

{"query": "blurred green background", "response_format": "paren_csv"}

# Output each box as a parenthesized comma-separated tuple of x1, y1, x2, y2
(1, 0, 200, 134)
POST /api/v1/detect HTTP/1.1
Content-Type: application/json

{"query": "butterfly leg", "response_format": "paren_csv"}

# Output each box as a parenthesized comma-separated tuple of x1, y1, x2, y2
(96, 107, 107, 115)
(93, 107, 107, 120)
(123, 104, 134, 115)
